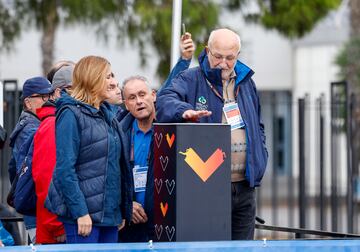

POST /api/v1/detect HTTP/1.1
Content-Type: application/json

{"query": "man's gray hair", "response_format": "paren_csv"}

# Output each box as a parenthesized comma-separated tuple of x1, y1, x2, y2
(122, 75, 149, 87)
(208, 28, 241, 51)
(122, 75, 152, 95)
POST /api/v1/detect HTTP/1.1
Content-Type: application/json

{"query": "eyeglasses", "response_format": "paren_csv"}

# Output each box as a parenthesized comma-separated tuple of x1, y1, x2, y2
(28, 93, 51, 102)
(208, 48, 239, 62)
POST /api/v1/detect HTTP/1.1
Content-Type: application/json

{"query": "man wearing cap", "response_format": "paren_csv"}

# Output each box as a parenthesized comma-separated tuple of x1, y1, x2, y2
(31, 66, 74, 244)
(8, 76, 53, 243)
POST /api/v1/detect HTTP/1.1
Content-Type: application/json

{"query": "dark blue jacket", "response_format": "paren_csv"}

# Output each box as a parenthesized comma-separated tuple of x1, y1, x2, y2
(119, 113, 154, 242)
(45, 95, 122, 226)
(115, 104, 128, 122)
(157, 57, 191, 95)
(156, 50, 268, 187)
(8, 111, 38, 229)
(8, 111, 39, 183)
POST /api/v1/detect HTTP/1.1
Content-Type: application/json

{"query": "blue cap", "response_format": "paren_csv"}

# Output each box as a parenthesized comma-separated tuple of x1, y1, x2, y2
(22, 77, 53, 99)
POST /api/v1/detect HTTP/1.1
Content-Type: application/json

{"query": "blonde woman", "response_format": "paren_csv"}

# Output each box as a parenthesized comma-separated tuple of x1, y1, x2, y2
(46, 56, 123, 243)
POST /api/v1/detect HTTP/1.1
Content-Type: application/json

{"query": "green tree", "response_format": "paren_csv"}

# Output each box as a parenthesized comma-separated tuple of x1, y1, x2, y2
(122, 0, 340, 80)
(0, 0, 341, 80)
(0, 0, 218, 80)
(336, 0, 360, 211)
(125, 0, 218, 81)
(226, 0, 341, 38)
(336, 0, 360, 89)
(0, 0, 128, 75)
(336, 37, 360, 88)
(0, 1, 21, 52)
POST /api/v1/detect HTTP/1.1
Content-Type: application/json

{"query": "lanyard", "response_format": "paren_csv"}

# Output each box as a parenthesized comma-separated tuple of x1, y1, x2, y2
(205, 79, 224, 102)
(130, 127, 151, 166)
(205, 78, 241, 103)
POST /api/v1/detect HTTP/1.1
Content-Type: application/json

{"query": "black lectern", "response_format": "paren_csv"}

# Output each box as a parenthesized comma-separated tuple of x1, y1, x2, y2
(153, 123, 231, 242)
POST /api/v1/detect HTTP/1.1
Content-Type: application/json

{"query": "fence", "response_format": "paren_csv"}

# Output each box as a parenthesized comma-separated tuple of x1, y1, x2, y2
(256, 82, 360, 239)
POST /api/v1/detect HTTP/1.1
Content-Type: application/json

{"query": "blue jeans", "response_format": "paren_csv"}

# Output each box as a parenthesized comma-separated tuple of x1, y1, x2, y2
(231, 181, 256, 240)
(64, 223, 118, 243)
(23, 215, 36, 230)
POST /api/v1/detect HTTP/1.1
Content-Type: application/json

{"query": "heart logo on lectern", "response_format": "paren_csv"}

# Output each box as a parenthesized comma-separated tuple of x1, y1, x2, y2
(154, 132, 163, 148)
(166, 133, 175, 148)
(165, 226, 175, 241)
(159, 156, 169, 171)
(179, 148, 225, 182)
(154, 224, 163, 240)
(160, 202, 168, 217)
(154, 178, 163, 194)
(165, 179, 175, 195)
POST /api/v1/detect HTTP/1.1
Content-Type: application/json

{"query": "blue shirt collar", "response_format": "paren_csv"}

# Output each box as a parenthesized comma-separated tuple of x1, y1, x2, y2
(133, 119, 153, 135)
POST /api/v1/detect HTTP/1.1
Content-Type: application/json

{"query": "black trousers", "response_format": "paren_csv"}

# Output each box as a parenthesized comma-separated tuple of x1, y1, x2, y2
(231, 181, 256, 240)
(118, 222, 154, 243)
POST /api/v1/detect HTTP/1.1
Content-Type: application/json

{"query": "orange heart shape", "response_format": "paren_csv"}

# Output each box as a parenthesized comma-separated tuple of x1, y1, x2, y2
(166, 133, 175, 148)
(160, 202, 168, 217)
(179, 148, 225, 182)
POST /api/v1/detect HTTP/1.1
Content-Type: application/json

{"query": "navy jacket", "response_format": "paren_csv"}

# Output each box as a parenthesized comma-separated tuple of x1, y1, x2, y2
(156, 50, 268, 187)
(119, 113, 154, 241)
(8, 111, 38, 229)
(157, 57, 191, 95)
(46, 95, 122, 226)
(8, 111, 39, 183)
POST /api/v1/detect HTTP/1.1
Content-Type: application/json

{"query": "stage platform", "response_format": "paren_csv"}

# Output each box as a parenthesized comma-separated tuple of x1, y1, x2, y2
(1, 240, 359, 252)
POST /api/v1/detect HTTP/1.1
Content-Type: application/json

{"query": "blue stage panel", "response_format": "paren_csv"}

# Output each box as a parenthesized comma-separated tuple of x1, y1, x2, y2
(1, 240, 360, 252)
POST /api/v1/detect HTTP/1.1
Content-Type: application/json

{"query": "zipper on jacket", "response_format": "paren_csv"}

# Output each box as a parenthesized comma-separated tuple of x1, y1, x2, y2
(100, 119, 109, 223)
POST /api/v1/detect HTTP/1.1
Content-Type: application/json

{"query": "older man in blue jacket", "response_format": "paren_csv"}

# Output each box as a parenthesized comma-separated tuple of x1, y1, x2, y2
(8, 77, 53, 243)
(156, 28, 268, 240)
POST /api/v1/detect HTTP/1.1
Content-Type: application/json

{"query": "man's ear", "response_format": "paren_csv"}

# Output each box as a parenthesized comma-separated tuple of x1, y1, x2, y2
(23, 98, 32, 111)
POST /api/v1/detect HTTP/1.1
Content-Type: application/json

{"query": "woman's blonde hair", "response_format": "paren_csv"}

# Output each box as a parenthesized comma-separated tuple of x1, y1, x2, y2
(71, 55, 110, 107)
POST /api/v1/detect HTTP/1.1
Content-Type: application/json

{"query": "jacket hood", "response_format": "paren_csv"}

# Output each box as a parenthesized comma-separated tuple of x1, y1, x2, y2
(198, 49, 222, 87)
(198, 49, 254, 88)
(9, 111, 39, 147)
(36, 101, 56, 121)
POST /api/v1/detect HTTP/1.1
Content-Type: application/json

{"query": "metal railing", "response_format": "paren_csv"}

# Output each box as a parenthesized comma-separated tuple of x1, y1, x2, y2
(1, 216, 359, 241)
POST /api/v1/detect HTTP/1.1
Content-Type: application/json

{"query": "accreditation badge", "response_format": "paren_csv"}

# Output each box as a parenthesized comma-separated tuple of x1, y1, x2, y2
(133, 165, 148, 192)
(223, 102, 245, 130)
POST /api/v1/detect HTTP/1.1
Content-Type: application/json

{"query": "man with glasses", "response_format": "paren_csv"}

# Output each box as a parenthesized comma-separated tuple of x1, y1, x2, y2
(8, 76, 53, 244)
(156, 28, 268, 240)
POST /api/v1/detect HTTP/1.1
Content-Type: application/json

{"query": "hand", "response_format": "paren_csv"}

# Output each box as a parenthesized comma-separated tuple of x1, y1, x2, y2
(118, 219, 126, 231)
(0, 240, 4, 247)
(131, 201, 148, 224)
(180, 32, 195, 60)
(55, 234, 66, 243)
(77, 214, 92, 237)
(182, 109, 212, 122)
